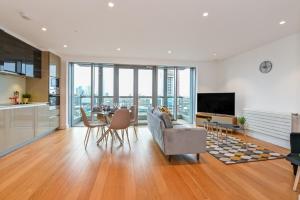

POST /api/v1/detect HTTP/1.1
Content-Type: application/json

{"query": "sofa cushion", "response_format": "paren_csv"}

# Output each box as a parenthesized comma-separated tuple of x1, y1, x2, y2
(161, 112, 173, 128)
(152, 109, 173, 128)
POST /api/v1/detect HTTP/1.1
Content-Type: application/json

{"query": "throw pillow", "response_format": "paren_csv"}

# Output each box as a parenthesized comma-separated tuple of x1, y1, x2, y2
(161, 112, 173, 128)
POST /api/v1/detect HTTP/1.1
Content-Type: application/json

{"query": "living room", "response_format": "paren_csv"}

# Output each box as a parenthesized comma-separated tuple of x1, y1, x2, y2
(0, 0, 300, 199)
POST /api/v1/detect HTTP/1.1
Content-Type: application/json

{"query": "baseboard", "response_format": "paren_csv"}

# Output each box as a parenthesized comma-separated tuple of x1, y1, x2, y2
(247, 131, 290, 149)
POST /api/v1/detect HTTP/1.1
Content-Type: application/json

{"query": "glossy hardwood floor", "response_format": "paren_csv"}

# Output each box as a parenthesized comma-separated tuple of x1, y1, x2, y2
(0, 127, 297, 200)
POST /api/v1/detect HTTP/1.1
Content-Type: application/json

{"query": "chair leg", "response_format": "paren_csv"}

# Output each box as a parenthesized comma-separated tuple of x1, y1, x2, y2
(84, 127, 90, 144)
(125, 128, 131, 149)
(133, 125, 138, 140)
(97, 128, 110, 145)
(85, 128, 92, 149)
(122, 129, 124, 142)
(105, 132, 108, 146)
(114, 130, 123, 145)
(100, 127, 104, 140)
(293, 166, 300, 191)
(110, 130, 114, 153)
(96, 127, 100, 138)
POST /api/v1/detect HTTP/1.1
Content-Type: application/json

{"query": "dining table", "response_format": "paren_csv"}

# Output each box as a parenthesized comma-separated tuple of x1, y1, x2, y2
(91, 108, 132, 145)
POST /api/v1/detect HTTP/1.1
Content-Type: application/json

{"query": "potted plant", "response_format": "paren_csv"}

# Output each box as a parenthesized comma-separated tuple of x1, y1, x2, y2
(238, 116, 247, 129)
(22, 94, 31, 104)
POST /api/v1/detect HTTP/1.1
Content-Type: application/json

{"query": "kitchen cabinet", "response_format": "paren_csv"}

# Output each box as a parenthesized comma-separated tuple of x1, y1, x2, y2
(6, 107, 35, 150)
(35, 105, 51, 137)
(0, 110, 7, 152)
(49, 116, 60, 130)
(0, 104, 57, 157)
(0, 29, 42, 78)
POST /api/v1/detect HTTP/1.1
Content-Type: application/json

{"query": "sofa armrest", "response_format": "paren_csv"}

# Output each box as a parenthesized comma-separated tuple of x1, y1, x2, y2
(291, 133, 300, 153)
(163, 127, 207, 155)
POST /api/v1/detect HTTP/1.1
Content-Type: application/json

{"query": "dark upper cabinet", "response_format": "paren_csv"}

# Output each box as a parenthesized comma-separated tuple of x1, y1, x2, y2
(0, 29, 41, 78)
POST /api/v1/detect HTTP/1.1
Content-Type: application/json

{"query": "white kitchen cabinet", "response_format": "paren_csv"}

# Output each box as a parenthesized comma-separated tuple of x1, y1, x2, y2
(6, 107, 35, 150)
(0, 110, 7, 152)
(0, 104, 59, 157)
(35, 105, 51, 137)
(49, 115, 60, 130)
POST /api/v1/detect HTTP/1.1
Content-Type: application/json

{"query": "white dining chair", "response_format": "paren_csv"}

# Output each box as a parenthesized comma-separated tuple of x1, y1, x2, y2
(80, 107, 107, 149)
(96, 108, 131, 152)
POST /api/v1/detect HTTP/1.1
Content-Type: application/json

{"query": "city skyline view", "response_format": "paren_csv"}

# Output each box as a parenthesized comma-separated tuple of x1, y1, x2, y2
(71, 63, 195, 125)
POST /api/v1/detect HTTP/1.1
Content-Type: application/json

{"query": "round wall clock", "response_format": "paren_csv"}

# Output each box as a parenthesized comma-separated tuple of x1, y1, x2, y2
(259, 61, 272, 73)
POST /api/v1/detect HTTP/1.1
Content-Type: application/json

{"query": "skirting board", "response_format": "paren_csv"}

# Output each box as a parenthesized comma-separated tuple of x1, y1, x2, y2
(247, 130, 290, 149)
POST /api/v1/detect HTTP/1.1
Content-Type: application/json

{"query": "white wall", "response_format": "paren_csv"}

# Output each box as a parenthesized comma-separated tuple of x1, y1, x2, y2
(197, 61, 222, 93)
(0, 74, 26, 103)
(220, 33, 300, 116)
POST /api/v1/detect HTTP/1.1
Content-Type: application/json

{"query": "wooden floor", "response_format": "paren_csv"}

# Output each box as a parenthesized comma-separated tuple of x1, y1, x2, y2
(0, 127, 297, 200)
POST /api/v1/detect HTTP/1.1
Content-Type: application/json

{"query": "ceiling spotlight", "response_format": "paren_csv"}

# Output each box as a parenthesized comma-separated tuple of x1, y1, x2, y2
(41, 27, 47, 31)
(279, 20, 286, 25)
(116, 48, 121, 51)
(108, 2, 115, 8)
(167, 50, 172, 54)
(203, 12, 209, 17)
(63, 44, 68, 48)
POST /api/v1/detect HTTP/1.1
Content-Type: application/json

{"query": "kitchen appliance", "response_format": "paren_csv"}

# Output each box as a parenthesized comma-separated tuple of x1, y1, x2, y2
(49, 77, 60, 95)
(49, 95, 60, 107)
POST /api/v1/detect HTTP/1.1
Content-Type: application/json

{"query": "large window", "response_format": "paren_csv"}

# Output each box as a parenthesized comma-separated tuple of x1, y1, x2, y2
(177, 68, 192, 122)
(157, 68, 176, 119)
(119, 68, 134, 107)
(69, 63, 196, 126)
(138, 69, 153, 123)
(157, 68, 164, 109)
(102, 66, 114, 106)
(71, 63, 92, 125)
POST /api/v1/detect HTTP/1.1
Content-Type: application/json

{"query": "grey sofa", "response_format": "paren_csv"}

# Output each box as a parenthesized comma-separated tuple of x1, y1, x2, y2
(147, 109, 207, 161)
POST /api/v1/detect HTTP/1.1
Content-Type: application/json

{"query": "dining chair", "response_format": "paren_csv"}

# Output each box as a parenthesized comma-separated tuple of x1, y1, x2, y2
(96, 108, 131, 152)
(286, 132, 300, 191)
(129, 105, 138, 139)
(80, 108, 106, 149)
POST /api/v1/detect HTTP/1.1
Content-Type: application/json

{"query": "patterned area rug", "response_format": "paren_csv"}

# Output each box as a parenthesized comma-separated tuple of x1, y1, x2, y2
(206, 134, 286, 165)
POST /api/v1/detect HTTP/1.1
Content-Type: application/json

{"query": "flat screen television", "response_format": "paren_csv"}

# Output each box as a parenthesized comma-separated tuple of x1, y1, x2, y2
(197, 93, 235, 115)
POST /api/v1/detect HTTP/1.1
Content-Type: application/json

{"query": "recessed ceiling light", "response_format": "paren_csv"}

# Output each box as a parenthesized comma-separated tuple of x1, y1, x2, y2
(63, 44, 68, 48)
(279, 20, 286, 25)
(167, 50, 172, 54)
(116, 48, 121, 51)
(203, 12, 209, 17)
(108, 2, 114, 8)
(213, 53, 217, 56)
(41, 27, 47, 31)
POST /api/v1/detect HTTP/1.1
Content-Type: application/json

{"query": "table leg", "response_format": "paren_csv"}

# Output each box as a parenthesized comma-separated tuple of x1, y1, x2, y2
(97, 128, 110, 145)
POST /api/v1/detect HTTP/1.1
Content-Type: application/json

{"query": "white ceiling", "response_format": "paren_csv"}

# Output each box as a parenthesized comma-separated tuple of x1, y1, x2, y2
(0, 0, 300, 62)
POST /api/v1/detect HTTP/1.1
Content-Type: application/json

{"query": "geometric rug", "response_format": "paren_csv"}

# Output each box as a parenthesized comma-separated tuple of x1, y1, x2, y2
(206, 134, 286, 165)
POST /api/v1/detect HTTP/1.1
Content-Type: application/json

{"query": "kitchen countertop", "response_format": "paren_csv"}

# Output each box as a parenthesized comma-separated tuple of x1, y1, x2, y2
(0, 102, 49, 110)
